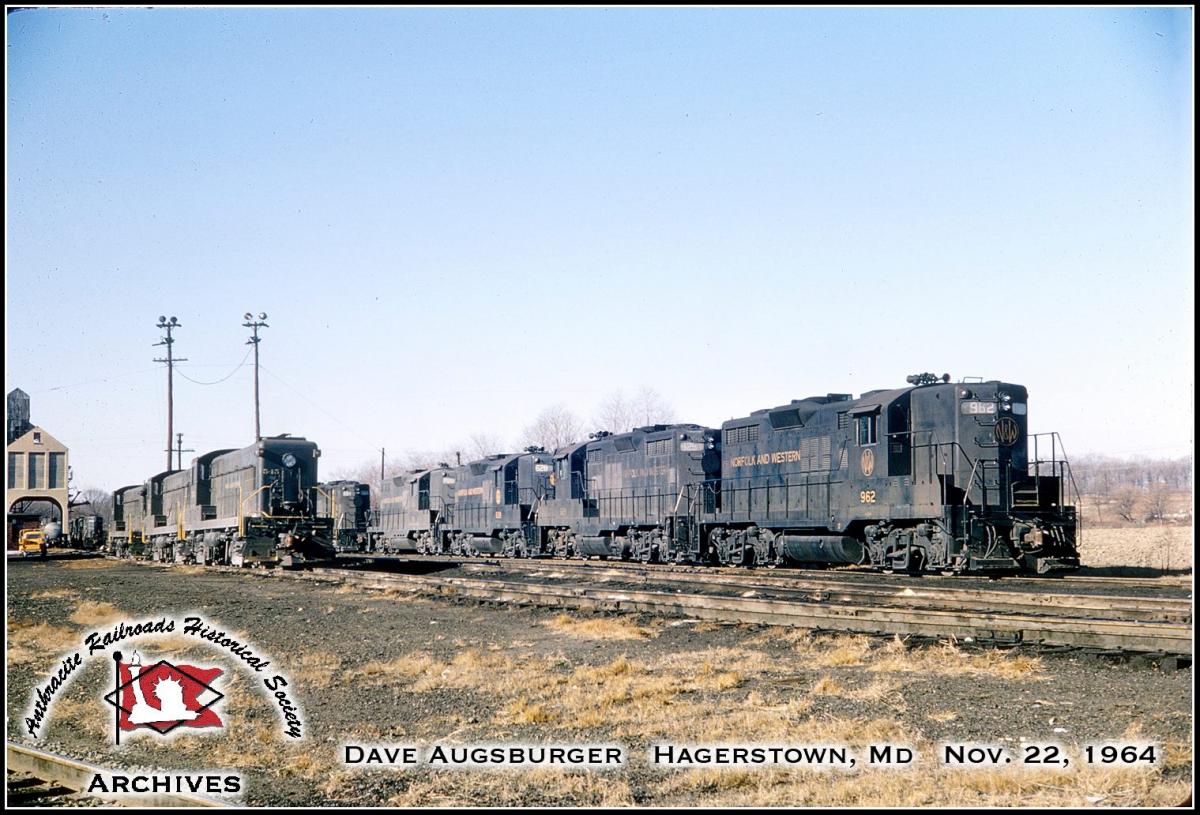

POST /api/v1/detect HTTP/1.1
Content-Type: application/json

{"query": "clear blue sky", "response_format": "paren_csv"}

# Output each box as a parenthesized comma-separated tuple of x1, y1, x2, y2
(6, 7, 1193, 492)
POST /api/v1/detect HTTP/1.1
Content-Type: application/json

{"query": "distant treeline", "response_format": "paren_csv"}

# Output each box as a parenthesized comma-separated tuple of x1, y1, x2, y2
(1069, 455, 1192, 497)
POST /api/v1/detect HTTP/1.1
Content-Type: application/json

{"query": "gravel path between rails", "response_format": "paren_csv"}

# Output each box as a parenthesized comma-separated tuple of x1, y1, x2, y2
(6, 560, 1193, 807)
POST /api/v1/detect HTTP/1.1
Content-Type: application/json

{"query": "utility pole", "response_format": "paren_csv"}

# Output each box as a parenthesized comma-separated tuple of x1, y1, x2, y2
(242, 313, 268, 441)
(154, 317, 185, 472)
(175, 433, 195, 471)
(380, 448, 385, 486)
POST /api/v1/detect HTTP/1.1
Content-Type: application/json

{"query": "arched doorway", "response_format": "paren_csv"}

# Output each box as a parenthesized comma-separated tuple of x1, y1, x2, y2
(8, 496, 63, 550)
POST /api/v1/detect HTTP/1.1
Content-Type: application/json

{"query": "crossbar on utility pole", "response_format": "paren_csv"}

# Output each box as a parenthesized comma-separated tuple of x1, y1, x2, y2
(242, 313, 269, 441)
(154, 317, 186, 472)
(175, 433, 195, 471)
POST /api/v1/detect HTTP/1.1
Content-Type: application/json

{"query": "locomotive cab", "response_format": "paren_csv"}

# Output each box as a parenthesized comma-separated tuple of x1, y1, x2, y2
(906, 376, 1079, 573)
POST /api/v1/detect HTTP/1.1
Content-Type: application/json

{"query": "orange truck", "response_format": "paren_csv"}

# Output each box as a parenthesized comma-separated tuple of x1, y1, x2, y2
(18, 529, 47, 556)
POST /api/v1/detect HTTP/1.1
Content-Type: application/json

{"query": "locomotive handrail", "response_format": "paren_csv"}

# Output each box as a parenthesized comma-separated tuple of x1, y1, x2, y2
(964, 458, 982, 507)
(224, 483, 265, 538)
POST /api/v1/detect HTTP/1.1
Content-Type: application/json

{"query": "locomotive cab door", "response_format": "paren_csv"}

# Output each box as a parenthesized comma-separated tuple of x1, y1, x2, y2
(503, 460, 519, 505)
(887, 396, 912, 477)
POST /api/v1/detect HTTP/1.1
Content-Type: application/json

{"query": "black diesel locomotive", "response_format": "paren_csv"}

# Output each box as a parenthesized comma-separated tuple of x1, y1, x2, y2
(372, 450, 556, 558)
(699, 373, 1079, 574)
(316, 479, 373, 553)
(68, 514, 106, 550)
(369, 374, 1079, 575)
(109, 435, 338, 566)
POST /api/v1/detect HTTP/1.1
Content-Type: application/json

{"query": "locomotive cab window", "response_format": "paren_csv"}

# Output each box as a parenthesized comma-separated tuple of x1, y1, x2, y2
(856, 414, 877, 446)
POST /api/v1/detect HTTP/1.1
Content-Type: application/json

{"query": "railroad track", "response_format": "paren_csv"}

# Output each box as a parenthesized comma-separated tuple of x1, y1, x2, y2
(339, 551, 1191, 592)
(293, 564, 1192, 656)
(120, 556, 1193, 656)
(6, 743, 227, 807)
(444, 560, 1191, 624)
(335, 552, 1191, 620)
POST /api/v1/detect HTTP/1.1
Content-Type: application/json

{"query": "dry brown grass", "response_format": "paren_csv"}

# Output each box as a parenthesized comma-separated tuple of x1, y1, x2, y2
(806, 635, 874, 667)
(349, 654, 443, 684)
(1078, 525, 1193, 571)
(867, 638, 1045, 679)
(652, 761, 1187, 807)
(384, 769, 636, 807)
(45, 696, 112, 739)
(29, 588, 78, 599)
(68, 600, 124, 627)
(7, 620, 81, 665)
(543, 613, 657, 641)
(496, 696, 558, 725)
(291, 650, 343, 688)
(59, 558, 121, 569)
(810, 675, 844, 695)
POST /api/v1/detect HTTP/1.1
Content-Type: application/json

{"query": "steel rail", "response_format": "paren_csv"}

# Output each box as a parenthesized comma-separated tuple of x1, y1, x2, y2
(340, 551, 1190, 590)
(448, 561, 1191, 623)
(334, 553, 1191, 622)
(294, 567, 1192, 656)
(6, 743, 230, 808)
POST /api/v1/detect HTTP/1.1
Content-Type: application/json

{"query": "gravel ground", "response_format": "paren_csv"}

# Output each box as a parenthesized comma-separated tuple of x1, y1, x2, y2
(6, 559, 1192, 807)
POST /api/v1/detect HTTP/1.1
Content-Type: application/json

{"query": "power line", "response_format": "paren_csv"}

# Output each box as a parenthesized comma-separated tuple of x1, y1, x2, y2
(258, 364, 382, 453)
(175, 348, 253, 385)
(26, 368, 160, 394)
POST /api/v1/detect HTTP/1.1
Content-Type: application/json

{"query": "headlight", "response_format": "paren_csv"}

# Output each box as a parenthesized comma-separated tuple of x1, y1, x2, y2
(282, 453, 297, 468)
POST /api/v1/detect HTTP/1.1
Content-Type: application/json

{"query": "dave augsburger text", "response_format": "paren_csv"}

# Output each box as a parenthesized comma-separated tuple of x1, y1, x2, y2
(344, 744, 625, 768)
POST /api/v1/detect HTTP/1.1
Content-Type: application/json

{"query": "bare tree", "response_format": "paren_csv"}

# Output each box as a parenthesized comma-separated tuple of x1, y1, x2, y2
(75, 488, 114, 524)
(631, 386, 676, 427)
(521, 404, 583, 452)
(1144, 491, 1169, 524)
(594, 390, 638, 435)
(594, 386, 676, 434)
(1111, 486, 1140, 523)
(466, 432, 506, 460)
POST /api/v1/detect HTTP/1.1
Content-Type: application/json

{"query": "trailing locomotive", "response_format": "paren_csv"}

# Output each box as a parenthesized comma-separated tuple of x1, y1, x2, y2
(108, 484, 147, 558)
(538, 425, 720, 562)
(316, 480, 373, 552)
(371, 449, 555, 557)
(113, 435, 337, 566)
(373, 464, 456, 554)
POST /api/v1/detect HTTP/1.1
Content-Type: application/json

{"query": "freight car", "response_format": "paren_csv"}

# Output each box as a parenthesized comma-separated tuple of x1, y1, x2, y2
(130, 435, 335, 566)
